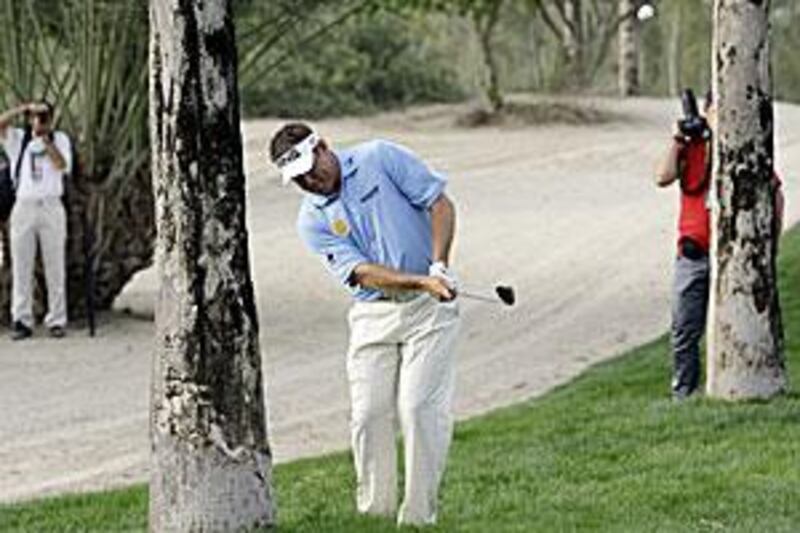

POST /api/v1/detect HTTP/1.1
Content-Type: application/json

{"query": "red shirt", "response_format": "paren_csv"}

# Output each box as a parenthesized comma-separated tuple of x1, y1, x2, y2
(677, 140, 711, 252)
(676, 142, 783, 254)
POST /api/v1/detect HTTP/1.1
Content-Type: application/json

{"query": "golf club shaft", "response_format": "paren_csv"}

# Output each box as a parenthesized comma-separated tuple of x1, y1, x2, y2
(459, 290, 502, 304)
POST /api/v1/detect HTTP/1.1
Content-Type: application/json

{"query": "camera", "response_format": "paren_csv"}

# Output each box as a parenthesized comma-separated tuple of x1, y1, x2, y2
(24, 101, 54, 123)
(677, 88, 711, 142)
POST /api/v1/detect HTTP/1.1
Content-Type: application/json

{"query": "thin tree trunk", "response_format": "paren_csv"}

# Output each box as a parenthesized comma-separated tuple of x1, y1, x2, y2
(707, 0, 786, 400)
(148, 0, 274, 530)
(667, 2, 683, 97)
(563, 0, 584, 87)
(618, 0, 639, 96)
(475, 0, 505, 113)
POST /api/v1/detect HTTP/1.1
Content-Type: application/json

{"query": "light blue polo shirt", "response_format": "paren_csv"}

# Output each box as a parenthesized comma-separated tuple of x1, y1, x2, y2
(297, 140, 447, 301)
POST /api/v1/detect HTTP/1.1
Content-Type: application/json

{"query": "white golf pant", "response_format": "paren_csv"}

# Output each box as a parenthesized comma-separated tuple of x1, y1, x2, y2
(346, 293, 460, 526)
(9, 198, 68, 328)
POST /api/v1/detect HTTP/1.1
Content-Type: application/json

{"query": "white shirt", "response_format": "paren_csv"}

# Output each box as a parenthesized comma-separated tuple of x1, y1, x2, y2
(2, 127, 72, 200)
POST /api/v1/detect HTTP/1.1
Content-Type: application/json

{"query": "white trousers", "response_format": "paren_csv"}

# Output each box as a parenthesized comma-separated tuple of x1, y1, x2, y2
(347, 294, 460, 526)
(9, 198, 68, 328)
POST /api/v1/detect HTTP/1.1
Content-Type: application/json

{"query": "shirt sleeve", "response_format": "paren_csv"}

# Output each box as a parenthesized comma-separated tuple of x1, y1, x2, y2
(1, 128, 22, 168)
(54, 131, 73, 175)
(298, 208, 369, 289)
(377, 141, 446, 209)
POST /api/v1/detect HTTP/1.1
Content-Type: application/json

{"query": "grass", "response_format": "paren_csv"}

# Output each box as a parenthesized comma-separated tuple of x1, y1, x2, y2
(2, 226, 799, 532)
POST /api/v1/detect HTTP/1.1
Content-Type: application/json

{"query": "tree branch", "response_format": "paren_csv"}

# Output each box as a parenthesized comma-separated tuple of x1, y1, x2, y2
(537, 2, 564, 39)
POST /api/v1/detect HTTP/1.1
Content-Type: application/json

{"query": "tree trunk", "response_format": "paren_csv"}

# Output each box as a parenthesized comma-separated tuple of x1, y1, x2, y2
(667, 2, 683, 97)
(618, 0, 640, 96)
(476, 0, 505, 113)
(706, 0, 786, 400)
(563, 0, 585, 87)
(148, 0, 274, 530)
(528, 10, 547, 90)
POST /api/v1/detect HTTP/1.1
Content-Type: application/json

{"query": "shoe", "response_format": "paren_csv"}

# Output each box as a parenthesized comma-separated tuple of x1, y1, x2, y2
(11, 321, 33, 341)
(49, 326, 66, 339)
(672, 388, 697, 402)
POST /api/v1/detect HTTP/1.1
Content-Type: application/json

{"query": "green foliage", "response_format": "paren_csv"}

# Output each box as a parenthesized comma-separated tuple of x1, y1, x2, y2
(240, 12, 464, 118)
(0, 0, 150, 281)
(773, 0, 800, 103)
(638, 0, 712, 97)
(2, 226, 799, 531)
(637, 0, 800, 102)
(375, 0, 507, 111)
(0, 0, 149, 187)
(381, 0, 503, 18)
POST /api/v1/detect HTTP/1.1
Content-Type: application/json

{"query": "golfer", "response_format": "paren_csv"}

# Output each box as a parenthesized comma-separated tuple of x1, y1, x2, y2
(270, 123, 460, 526)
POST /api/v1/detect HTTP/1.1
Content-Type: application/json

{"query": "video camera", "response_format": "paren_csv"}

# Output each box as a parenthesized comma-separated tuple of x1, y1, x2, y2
(677, 88, 711, 142)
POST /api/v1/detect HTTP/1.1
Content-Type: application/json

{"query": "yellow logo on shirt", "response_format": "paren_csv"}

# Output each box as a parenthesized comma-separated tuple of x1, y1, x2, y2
(331, 218, 350, 237)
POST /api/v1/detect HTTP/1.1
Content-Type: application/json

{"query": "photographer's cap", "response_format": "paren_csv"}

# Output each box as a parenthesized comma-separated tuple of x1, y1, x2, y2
(274, 132, 319, 185)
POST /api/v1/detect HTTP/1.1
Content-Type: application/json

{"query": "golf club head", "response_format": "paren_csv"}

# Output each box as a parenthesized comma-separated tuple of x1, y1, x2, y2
(495, 285, 515, 306)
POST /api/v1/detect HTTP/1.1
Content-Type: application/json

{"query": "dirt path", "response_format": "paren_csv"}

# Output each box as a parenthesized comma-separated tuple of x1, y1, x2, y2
(1, 97, 798, 503)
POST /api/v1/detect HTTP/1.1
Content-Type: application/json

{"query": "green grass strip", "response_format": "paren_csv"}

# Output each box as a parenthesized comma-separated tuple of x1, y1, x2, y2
(2, 226, 799, 532)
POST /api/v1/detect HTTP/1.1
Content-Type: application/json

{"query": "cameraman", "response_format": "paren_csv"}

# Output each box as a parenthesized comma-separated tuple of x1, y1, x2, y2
(0, 101, 72, 340)
(655, 91, 784, 399)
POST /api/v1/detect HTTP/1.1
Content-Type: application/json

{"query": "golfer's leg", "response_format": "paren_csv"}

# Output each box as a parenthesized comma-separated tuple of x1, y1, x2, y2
(397, 297, 460, 525)
(40, 199, 67, 328)
(9, 202, 38, 328)
(671, 256, 710, 397)
(347, 304, 401, 516)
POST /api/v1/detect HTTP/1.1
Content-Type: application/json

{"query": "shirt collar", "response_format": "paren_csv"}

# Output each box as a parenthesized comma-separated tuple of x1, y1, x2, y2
(307, 148, 359, 208)
(337, 148, 359, 180)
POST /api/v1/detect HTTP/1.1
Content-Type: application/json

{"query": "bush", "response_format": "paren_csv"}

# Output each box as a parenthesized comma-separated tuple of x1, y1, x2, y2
(240, 14, 465, 119)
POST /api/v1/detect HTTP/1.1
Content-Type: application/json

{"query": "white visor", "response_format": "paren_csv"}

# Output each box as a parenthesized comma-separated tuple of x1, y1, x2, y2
(274, 132, 319, 185)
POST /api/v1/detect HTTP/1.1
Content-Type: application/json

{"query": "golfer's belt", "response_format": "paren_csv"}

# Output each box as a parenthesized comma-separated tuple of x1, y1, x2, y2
(376, 291, 421, 303)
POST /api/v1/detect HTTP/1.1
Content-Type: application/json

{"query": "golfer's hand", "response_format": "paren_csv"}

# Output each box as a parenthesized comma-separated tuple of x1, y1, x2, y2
(421, 276, 456, 302)
(429, 261, 458, 291)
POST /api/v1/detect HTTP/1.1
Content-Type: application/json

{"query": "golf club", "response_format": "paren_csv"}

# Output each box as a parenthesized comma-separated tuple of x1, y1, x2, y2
(459, 285, 515, 306)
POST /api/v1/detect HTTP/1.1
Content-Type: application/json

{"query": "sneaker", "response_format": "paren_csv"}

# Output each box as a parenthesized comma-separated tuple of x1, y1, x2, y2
(11, 321, 33, 341)
(672, 388, 698, 402)
(49, 326, 66, 339)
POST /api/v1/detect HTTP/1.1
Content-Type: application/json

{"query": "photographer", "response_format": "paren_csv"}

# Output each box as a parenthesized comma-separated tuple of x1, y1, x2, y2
(0, 101, 72, 340)
(655, 91, 784, 399)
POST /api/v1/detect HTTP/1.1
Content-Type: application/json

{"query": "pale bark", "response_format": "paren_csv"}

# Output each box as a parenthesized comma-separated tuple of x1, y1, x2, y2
(562, 0, 579, 61)
(149, 0, 274, 530)
(618, 0, 640, 96)
(667, 3, 682, 97)
(707, 0, 787, 400)
(563, 0, 584, 86)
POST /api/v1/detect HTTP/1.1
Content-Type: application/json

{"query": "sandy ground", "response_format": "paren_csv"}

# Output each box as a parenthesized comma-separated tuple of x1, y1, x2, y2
(0, 97, 798, 504)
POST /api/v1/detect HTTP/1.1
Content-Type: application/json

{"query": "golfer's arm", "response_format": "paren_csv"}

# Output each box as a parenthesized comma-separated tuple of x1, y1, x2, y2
(656, 140, 683, 187)
(430, 193, 456, 265)
(351, 263, 426, 291)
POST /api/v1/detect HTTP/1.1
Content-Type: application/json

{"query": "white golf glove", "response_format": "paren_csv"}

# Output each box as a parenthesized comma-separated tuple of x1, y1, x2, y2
(429, 261, 458, 291)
